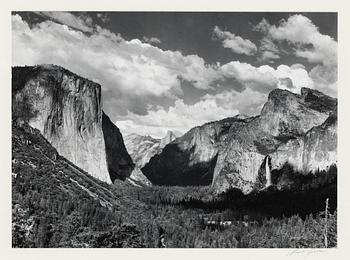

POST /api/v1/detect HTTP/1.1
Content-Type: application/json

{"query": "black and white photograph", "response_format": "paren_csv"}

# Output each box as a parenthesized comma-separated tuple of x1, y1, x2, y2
(9, 9, 339, 249)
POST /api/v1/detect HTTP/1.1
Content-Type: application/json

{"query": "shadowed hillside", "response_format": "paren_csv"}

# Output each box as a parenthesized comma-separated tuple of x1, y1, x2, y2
(12, 120, 337, 248)
(12, 121, 144, 247)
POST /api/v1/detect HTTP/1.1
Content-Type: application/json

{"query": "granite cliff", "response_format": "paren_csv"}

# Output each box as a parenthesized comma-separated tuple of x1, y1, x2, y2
(212, 88, 337, 193)
(143, 88, 337, 193)
(12, 64, 337, 193)
(271, 111, 337, 174)
(124, 130, 180, 186)
(12, 65, 134, 183)
(142, 116, 252, 185)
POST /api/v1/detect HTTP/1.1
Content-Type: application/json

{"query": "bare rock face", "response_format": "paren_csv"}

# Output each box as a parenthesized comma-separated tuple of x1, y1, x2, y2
(143, 88, 336, 193)
(159, 130, 181, 148)
(124, 134, 162, 169)
(142, 116, 250, 186)
(271, 112, 337, 173)
(12, 65, 134, 183)
(212, 88, 337, 193)
(128, 168, 152, 186)
(124, 131, 180, 186)
(258, 88, 335, 137)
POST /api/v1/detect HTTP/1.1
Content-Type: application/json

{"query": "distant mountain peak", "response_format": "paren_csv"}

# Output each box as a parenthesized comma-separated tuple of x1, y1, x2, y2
(160, 130, 181, 148)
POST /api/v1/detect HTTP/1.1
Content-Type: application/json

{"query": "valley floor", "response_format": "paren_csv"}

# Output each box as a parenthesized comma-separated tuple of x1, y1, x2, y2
(111, 181, 337, 248)
(12, 122, 337, 248)
(13, 176, 337, 248)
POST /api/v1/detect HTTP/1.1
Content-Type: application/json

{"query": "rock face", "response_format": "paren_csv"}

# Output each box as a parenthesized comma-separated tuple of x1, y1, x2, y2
(12, 65, 134, 183)
(143, 88, 337, 193)
(271, 111, 337, 173)
(160, 130, 181, 148)
(212, 88, 337, 193)
(124, 131, 180, 185)
(102, 112, 135, 182)
(124, 134, 162, 169)
(142, 116, 251, 185)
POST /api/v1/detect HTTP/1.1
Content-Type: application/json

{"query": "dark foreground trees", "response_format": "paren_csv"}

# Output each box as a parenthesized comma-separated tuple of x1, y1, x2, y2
(12, 122, 337, 248)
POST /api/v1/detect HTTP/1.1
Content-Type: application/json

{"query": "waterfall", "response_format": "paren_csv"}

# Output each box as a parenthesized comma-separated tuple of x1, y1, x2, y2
(265, 155, 272, 187)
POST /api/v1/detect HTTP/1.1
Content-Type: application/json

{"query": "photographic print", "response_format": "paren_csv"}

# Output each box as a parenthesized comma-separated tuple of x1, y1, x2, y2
(11, 11, 337, 248)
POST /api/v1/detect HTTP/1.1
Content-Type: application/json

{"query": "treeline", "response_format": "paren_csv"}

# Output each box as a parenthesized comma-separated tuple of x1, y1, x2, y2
(112, 169, 337, 247)
(131, 165, 337, 219)
(12, 122, 145, 248)
(146, 208, 336, 248)
(12, 122, 337, 248)
(12, 159, 143, 247)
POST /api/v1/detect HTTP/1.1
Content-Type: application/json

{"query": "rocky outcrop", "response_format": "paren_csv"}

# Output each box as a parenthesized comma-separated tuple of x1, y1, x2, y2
(124, 131, 181, 168)
(142, 116, 251, 185)
(128, 168, 152, 186)
(212, 88, 337, 193)
(124, 131, 180, 186)
(143, 88, 337, 193)
(102, 112, 135, 182)
(160, 130, 181, 148)
(12, 65, 134, 183)
(124, 134, 162, 169)
(271, 112, 337, 173)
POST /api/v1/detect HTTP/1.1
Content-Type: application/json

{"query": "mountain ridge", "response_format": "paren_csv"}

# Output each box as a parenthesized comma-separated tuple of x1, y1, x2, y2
(143, 87, 337, 193)
(12, 64, 337, 194)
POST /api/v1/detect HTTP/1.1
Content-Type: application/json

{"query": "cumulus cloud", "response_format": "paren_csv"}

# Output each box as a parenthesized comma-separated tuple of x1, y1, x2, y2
(34, 11, 94, 32)
(12, 14, 221, 119)
(260, 51, 280, 63)
(117, 60, 316, 138)
(202, 88, 267, 116)
(278, 78, 294, 90)
(212, 26, 257, 55)
(258, 64, 314, 93)
(266, 15, 337, 67)
(12, 13, 282, 118)
(142, 36, 162, 44)
(309, 65, 337, 97)
(290, 63, 306, 70)
(254, 14, 337, 96)
(219, 61, 278, 93)
(117, 86, 271, 138)
(117, 98, 239, 138)
(253, 18, 270, 34)
(257, 37, 280, 63)
(219, 62, 314, 95)
(13, 12, 335, 137)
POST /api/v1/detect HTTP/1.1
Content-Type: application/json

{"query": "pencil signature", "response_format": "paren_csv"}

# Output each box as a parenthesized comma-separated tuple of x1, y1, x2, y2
(286, 249, 326, 258)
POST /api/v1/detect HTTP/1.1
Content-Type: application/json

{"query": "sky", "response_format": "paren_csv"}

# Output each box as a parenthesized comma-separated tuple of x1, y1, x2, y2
(12, 12, 337, 138)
